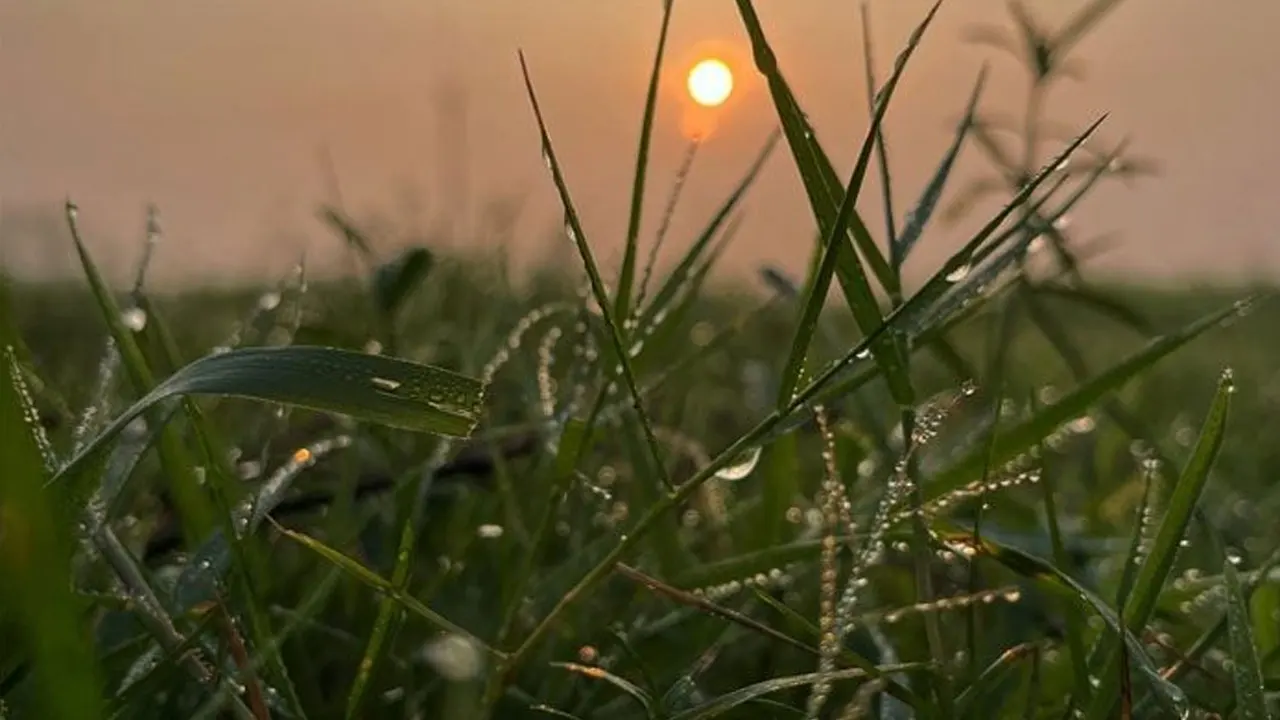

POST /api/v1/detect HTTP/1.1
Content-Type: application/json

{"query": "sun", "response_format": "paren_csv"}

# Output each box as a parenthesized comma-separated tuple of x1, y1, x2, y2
(687, 58, 734, 108)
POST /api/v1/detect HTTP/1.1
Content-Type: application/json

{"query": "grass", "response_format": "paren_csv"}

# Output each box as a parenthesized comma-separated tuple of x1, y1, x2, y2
(3, 1, 1280, 718)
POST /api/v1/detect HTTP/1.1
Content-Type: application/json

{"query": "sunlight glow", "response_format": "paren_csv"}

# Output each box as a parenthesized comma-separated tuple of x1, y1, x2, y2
(687, 58, 734, 108)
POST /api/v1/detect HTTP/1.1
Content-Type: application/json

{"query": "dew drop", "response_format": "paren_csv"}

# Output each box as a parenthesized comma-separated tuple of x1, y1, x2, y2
(715, 446, 762, 481)
(476, 524, 505, 539)
(257, 292, 282, 311)
(120, 307, 148, 332)
(371, 377, 402, 392)
(855, 347, 872, 360)
(944, 264, 970, 283)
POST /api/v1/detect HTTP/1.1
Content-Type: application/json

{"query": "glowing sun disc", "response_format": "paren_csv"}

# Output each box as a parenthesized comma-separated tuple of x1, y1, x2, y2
(687, 58, 733, 107)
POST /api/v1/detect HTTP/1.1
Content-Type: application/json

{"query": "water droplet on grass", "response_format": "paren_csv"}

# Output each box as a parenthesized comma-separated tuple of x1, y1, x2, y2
(370, 377, 402, 392)
(120, 307, 148, 332)
(944, 264, 970, 282)
(476, 524, 504, 539)
(715, 446, 762, 481)
(257, 292, 281, 311)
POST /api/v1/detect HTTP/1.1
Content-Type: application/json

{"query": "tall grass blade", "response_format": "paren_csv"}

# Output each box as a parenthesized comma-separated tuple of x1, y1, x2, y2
(935, 528, 1188, 716)
(1224, 554, 1272, 720)
(615, 0, 676, 324)
(637, 132, 778, 333)
(519, 51, 673, 490)
(733, 0, 901, 299)
(774, 0, 942, 409)
(66, 202, 218, 541)
(1083, 370, 1234, 720)
(926, 300, 1246, 500)
(0, 286, 104, 720)
(894, 68, 987, 266)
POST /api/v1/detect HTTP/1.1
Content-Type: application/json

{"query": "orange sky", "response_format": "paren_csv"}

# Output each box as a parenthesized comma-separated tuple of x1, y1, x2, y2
(2, 0, 1278, 288)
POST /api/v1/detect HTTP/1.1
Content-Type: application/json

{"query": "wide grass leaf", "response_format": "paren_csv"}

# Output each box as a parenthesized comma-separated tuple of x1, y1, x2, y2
(51, 345, 485, 513)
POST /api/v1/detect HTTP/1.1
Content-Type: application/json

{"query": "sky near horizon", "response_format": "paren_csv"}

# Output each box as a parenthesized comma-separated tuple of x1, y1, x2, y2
(2, 0, 1278, 288)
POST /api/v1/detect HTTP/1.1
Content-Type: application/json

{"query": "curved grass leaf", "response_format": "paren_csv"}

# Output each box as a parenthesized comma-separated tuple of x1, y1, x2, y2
(926, 300, 1246, 501)
(933, 529, 1188, 716)
(614, 0, 675, 324)
(1083, 370, 1233, 720)
(52, 345, 486, 512)
(668, 665, 922, 720)
(1224, 555, 1272, 720)
(552, 662, 656, 719)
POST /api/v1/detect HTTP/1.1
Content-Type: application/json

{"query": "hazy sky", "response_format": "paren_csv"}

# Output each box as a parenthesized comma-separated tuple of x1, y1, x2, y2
(2, 0, 1278, 288)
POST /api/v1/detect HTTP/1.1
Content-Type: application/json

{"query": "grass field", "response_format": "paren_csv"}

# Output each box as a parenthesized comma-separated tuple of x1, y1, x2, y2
(3, 1, 1279, 718)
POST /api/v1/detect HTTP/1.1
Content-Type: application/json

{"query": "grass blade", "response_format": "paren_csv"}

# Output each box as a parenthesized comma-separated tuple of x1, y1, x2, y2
(1224, 553, 1272, 720)
(733, 0, 901, 300)
(637, 132, 778, 334)
(935, 529, 1188, 716)
(52, 344, 485, 512)
(894, 68, 988, 266)
(926, 300, 1246, 501)
(1083, 370, 1234, 720)
(774, 0, 942, 408)
(615, 0, 675, 324)
(271, 521, 497, 655)
(0, 285, 105, 720)
(552, 662, 656, 719)
(668, 665, 921, 720)
(519, 51, 673, 491)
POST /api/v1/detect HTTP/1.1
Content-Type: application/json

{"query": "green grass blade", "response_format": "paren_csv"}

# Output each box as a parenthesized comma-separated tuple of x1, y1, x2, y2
(1083, 370, 1234, 720)
(272, 521, 496, 655)
(637, 132, 778, 333)
(926, 300, 1246, 501)
(894, 68, 987, 266)
(861, 4, 899, 253)
(668, 665, 921, 720)
(552, 662, 656, 718)
(774, 0, 942, 409)
(614, 0, 675, 325)
(52, 345, 484, 517)
(0, 286, 105, 720)
(1224, 554, 1272, 720)
(519, 51, 673, 490)
(733, 0, 902, 299)
(954, 642, 1038, 718)
(935, 528, 1188, 716)
(66, 202, 218, 542)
